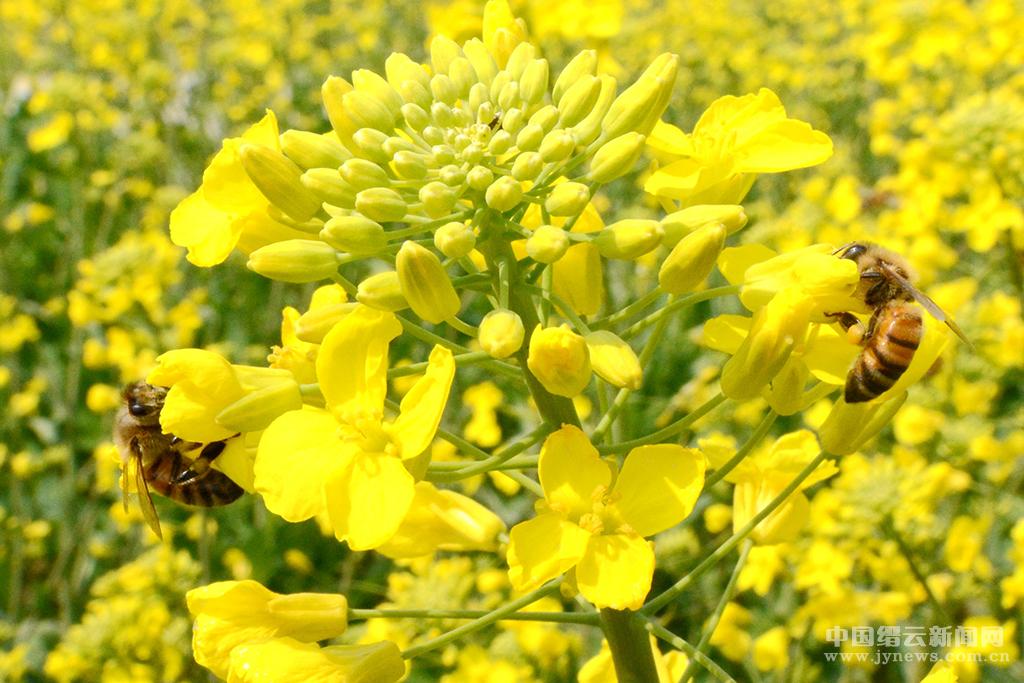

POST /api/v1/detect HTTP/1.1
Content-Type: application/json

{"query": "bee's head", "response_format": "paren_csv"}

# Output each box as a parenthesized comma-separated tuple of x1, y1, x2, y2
(122, 382, 167, 422)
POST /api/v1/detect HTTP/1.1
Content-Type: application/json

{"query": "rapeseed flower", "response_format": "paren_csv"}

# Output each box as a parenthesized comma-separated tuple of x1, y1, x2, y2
(507, 425, 704, 609)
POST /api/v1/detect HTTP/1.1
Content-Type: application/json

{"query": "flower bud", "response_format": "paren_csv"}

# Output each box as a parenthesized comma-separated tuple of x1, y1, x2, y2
(356, 271, 409, 312)
(463, 38, 497, 85)
(431, 73, 458, 106)
(400, 103, 430, 131)
(585, 331, 642, 390)
(526, 225, 570, 263)
(764, 356, 810, 416)
(602, 53, 678, 138)
(385, 52, 431, 92)
(247, 240, 340, 283)
(430, 34, 461, 74)
(341, 158, 390, 190)
(819, 392, 908, 456)
(341, 89, 395, 133)
(322, 76, 355, 140)
(527, 324, 592, 397)
(439, 165, 466, 186)
(479, 309, 525, 359)
(351, 128, 391, 164)
(419, 181, 458, 218)
(396, 242, 461, 324)
(239, 144, 322, 222)
(515, 123, 544, 152)
(539, 130, 574, 162)
(280, 130, 351, 169)
(589, 132, 646, 183)
(594, 219, 664, 260)
(519, 59, 550, 104)
(504, 42, 536, 81)
(553, 49, 597, 103)
(216, 380, 303, 433)
(544, 182, 591, 217)
(571, 74, 617, 145)
(511, 151, 543, 181)
(488, 130, 513, 155)
(557, 75, 602, 128)
(355, 187, 407, 222)
(467, 165, 494, 191)
(498, 81, 521, 112)
(661, 204, 748, 246)
(352, 69, 403, 117)
(320, 215, 387, 255)
(720, 289, 807, 400)
(448, 57, 477, 97)
(392, 150, 429, 179)
(300, 168, 357, 208)
(296, 302, 359, 343)
(658, 222, 727, 294)
(434, 221, 477, 258)
(383, 136, 418, 157)
(530, 105, 560, 131)
(485, 176, 524, 212)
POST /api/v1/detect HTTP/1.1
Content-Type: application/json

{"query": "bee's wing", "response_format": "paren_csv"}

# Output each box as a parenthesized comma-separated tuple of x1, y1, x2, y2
(879, 262, 972, 346)
(128, 450, 163, 540)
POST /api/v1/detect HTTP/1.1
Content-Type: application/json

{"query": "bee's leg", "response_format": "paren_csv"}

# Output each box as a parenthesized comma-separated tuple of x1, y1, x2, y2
(827, 312, 868, 345)
(173, 441, 227, 485)
(169, 436, 202, 453)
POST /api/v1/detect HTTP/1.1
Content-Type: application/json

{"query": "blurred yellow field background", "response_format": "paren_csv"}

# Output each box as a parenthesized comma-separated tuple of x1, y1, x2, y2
(1, 0, 1022, 681)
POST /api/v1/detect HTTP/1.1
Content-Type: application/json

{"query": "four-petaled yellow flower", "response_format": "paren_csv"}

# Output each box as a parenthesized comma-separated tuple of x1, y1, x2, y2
(254, 305, 455, 550)
(646, 88, 833, 206)
(507, 425, 705, 610)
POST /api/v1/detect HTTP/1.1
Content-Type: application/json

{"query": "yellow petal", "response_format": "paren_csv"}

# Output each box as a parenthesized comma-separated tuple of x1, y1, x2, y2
(576, 534, 655, 610)
(801, 324, 859, 385)
(717, 244, 776, 286)
(317, 306, 402, 418)
(552, 243, 604, 316)
(507, 512, 591, 592)
(646, 120, 692, 157)
(734, 119, 833, 173)
(327, 451, 415, 550)
(254, 408, 343, 522)
(203, 112, 280, 212)
(390, 345, 455, 459)
(227, 637, 404, 683)
(538, 425, 611, 518)
(610, 445, 705, 537)
(148, 349, 243, 442)
(169, 190, 243, 267)
(701, 314, 751, 355)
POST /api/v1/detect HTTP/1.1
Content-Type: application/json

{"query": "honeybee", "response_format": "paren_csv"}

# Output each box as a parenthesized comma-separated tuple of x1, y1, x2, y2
(114, 381, 243, 538)
(830, 242, 969, 403)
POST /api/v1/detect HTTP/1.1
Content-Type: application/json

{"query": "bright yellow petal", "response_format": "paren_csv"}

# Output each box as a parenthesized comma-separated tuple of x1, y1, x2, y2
(646, 120, 692, 157)
(507, 512, 591, 592)
(316, 306, 402, 418)
(391, 345, 455, 459)
(576, 534, 655, 610)
(538, 425, 611, 518)
(254, 408, 344, 522)
(241, 110, 281, 149)
(327, 451, 415, 550)
(148, 349, 243, 442)
(802, 324, 859, 385)
(169, 190, 243, 267)
(734, 119, 833, 173)
(227, 637, 404, 683)
(717, 244, 776, 286)
(552, 243, 605, 316)
(610, 445, 705, 537)
(213, 436, 256, 493)
(701, 314, 752, 355)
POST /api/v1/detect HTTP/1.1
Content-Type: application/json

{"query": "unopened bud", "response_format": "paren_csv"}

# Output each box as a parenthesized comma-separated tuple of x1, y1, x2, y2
(341, 158, 390, 190)
(322, 76, 355, 140)
(430, 35, 461, 74)
(504, 42, 536, 81)
(515, 123, 544, 152)
(341, 89, 395, 133)
(526, 225, 570, 263)
(393, 150, 429, 179)
(434, 221, 476, 258)
(320, 215, 387, 255)
(557, 75, 602, 128)
(511, 151, 543, 181)
(530, 105, 560, 131)
(819, 392, 908, 456)
(462, 38, 497, 85)
(280, 130, 351, 169)
(571, 75, 617, 146)
(589, 132, 646, 183)
(352, 69, 403, 118)
(539, 130, 574, 162)
(544, 182, 590, 217)
(351, 128, 391, 164)
(386, 53, 431, 92)
(594, 219, 664, 260)
(527, 324, 592, 397)
(239, 144, 322, 222)
(431, 74, 458, 106)
(467, 166, 494, 191)
(661, 205, 748, 247)
(519, 59, 550, 104)
(488, 130, 513, 155)
(419, 181, 458, 219)
(400, 103, 430, 132)
(479, 309, 525, 359)
(247, 240, 340, 283)
(602, 53, 678, 139)
(355, 187, 407, 222)
(658, 222, 727, 294)
(448, 57, 477, 97)
(216, 380, 303, 433)
(585, 331, 642, 390)
(553, 49, 598, 103)
(485, 176, 524, 212)
(300, 168, 356, 207)
(439, 165, 466, 186)
(396, 242, 461, 324)
(356, 271, 409, 312)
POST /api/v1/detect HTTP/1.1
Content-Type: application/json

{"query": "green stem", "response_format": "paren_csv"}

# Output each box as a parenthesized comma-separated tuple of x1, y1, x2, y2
(401, 582, 562, 659)
(503, 470, 544, 497)
(520, 283, 592, 334)
(593, 288, 665, 329)
(678, 540, 752, 683)
(704, 411, 777, 489)
(350, 608, 600, 625)
(622, 285, 741, 340)
(641, 450, 830, 615)
(388, 350, 500, 378)
(596, 393, 727, 455)
(881, 518, 951, 623)
(425, 424, 551, 479)
(397, 317, 521, 379)
(645, 621, 737, 683)
(446, 316, 479, 338)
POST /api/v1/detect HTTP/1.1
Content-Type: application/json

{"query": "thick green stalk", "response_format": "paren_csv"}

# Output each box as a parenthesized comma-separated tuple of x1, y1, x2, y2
(350, 607, 600, 625)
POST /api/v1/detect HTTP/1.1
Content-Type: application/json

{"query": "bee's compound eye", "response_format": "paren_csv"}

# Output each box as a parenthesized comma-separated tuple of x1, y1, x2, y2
(842, 244, 867, 260)
(129, 403, 152, 417)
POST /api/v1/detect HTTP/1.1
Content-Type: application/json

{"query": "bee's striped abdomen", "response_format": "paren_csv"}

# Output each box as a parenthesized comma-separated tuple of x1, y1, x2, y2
(845, 303, 922, 403)
(144, 448, 243, 507)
